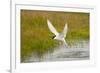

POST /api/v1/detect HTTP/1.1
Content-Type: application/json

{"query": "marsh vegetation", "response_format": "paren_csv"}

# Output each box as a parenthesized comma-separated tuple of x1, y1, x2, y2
(21, 10, 89, 62)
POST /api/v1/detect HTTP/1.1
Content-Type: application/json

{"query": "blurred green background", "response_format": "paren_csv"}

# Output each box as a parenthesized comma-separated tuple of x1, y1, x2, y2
(21, 10, 89, 62)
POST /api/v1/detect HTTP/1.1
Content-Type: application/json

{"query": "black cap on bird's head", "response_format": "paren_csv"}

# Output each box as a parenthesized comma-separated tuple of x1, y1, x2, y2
(52, 35, 56, 39)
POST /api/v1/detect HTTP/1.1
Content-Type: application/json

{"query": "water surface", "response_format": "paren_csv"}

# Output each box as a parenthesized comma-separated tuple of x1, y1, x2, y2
(24, 41, 89, 62)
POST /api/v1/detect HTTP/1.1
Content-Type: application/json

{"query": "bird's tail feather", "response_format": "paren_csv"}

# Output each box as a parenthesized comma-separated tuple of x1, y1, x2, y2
(63, 39, 68, 47)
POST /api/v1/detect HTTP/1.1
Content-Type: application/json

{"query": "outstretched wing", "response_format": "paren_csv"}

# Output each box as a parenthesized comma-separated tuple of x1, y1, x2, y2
(63, 23, 68, 38)
(47, 19, 59, 35)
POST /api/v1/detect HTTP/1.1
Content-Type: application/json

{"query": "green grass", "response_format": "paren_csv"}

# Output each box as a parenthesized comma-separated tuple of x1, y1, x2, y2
(21, 10, 89, 62)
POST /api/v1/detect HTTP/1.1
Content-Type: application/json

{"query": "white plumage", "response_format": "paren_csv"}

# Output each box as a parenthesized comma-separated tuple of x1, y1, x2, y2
(47, 19, 68, 47)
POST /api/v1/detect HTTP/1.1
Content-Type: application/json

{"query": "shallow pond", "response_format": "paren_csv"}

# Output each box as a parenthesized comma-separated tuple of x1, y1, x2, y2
(23, 41, 89, 62)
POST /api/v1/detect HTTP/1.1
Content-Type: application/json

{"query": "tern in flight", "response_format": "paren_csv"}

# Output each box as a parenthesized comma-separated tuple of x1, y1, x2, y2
(47, 19, 68, 47)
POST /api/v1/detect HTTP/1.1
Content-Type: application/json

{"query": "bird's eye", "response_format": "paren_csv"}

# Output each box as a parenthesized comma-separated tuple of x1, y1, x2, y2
(52, 35, 56, 39)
